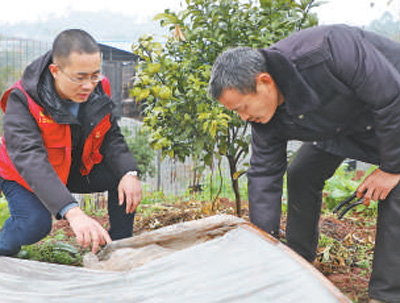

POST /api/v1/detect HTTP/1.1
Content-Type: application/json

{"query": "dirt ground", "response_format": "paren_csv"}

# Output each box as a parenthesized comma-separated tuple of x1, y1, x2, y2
(51, 197, 375, 303)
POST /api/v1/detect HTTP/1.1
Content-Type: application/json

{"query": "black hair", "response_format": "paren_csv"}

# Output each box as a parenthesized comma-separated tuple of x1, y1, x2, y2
(52, 29, 100, 67)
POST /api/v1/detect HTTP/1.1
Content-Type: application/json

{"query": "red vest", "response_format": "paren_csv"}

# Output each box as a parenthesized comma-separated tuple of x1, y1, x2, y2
(0, 79, 112, 192)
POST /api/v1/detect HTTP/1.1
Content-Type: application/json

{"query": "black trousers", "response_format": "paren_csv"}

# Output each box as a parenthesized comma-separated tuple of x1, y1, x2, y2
(67, 162, 135, 241)
(287, 143, 400, 302)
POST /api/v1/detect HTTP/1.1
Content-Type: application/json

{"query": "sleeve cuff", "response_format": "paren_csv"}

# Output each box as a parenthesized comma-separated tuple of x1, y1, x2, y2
(58, 202, 79, 219)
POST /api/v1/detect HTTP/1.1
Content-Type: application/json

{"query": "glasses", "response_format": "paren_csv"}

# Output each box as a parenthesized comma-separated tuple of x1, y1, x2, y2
(58, 67, 105, 85)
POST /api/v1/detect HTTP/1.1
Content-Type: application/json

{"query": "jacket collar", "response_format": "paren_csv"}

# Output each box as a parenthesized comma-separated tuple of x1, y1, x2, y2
(38, 68, 73, 121)
(21, 51, 53, 101)
(258, 49, 320, 115)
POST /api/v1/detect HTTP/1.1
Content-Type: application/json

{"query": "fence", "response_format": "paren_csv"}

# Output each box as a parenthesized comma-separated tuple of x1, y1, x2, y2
(119, 118, 249, 200)
(0, 38, 51, 96)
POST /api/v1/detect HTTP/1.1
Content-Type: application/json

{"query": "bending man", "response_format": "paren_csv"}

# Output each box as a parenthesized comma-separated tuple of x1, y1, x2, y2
(209, 24, 400, 303)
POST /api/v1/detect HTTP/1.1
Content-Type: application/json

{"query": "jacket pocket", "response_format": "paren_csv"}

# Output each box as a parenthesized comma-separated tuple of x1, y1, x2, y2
(42, 125, 69, 166)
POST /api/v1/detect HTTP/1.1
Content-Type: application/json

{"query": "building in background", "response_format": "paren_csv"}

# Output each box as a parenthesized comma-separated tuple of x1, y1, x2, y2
(99, 42, 142, 119)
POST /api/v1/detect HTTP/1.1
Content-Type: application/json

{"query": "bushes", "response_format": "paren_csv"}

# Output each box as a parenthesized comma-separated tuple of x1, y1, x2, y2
(121, 125, 155, 180)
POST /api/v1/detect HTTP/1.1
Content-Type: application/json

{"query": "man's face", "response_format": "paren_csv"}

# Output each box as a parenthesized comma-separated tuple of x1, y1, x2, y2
(50, 51, 102, 103)
(218, 73, 283, 124)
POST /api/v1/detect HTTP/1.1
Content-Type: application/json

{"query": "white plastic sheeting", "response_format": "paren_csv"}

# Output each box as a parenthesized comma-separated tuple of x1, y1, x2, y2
(0, 215, 351, 302)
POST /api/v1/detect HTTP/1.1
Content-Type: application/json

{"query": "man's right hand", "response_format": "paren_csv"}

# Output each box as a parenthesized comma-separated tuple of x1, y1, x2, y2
(357, 168, 400, 206)
(64, 206, 112, 253)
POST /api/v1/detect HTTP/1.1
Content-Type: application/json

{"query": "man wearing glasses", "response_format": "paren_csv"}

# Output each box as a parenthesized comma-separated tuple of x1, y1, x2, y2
(0, 29, 142, 255)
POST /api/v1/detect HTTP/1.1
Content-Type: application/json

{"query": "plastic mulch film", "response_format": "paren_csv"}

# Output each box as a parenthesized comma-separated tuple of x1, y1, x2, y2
(0, 215, 351, 302)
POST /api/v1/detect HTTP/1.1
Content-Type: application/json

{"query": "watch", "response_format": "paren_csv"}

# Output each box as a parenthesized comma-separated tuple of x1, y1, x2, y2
(126, 171, 139, 177)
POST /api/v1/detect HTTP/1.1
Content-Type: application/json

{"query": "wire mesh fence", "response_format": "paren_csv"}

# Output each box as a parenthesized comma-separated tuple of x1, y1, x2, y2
(0, 38, 51, 96)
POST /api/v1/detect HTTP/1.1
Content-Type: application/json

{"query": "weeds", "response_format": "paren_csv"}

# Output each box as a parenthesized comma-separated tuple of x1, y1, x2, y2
(323, 164, 359, 211)
(323, 163, 378, 218)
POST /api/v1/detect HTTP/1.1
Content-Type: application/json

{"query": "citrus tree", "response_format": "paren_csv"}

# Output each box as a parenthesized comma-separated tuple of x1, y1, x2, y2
(131, 0, 320, 216)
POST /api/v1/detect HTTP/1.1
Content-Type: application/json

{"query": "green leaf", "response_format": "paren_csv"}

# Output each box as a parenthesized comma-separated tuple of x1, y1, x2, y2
(153, 13, 178, 25)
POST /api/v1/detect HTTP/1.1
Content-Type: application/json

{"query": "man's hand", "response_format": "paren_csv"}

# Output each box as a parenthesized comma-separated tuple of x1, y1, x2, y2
(357, 168, 400, 206)
(65, 206, 112, 253)
(118, 174, 142, 214)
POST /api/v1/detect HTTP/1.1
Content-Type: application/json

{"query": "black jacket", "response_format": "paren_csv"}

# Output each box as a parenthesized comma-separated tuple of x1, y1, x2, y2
(2, 51, 138, 217)
(248, 24, 400, 233)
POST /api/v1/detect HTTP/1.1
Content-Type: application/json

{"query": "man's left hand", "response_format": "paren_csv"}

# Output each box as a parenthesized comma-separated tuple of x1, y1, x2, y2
(118, 174, 142, 214)
(357, 168, 400, 206)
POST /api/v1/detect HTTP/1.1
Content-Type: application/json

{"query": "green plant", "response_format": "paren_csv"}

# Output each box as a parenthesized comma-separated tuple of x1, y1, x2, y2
(17, 237, 84, 266)
(121, 126, 156, 180)
(191, 168, 248, 204)
(323, 164, 359, 211)
(140, 190, 180, 206)
(323, 164, 378, 217)
(132, 0, 321, 216)
(318, 233, 346, 264)
(0, 196, 9, 228)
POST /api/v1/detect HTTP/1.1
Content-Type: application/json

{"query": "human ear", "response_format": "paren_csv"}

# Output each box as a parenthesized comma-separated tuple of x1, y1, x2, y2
(49, 63, 58, 76)
(256, 73, 273, 93)
(256, 73, 273, 85)
(49, 64, 59, 80)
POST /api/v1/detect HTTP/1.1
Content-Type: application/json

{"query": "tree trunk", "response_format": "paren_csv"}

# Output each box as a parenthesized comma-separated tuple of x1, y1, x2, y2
(227, 155, 242, 217)
(232, 177, 242, 217)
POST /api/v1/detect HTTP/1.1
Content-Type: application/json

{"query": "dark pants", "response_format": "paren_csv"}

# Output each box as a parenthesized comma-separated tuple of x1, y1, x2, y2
(0, 162, 135, 256)
(286, 143, 400, 303)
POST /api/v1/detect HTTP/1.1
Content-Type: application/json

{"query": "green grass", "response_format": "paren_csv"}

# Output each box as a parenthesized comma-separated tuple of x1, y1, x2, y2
(187, 169, 248, 203)
(0, 196, 9, 228)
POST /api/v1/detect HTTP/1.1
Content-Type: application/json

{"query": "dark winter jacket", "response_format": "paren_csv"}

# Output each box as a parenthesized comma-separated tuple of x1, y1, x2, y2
(1, 51, 139, 218)
(248, 24, 400, 234)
